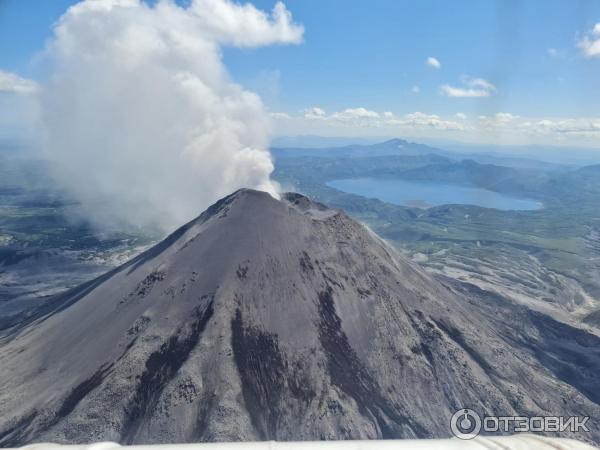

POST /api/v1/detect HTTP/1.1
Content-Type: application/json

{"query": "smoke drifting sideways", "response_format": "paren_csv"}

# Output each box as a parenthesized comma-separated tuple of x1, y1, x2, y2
(40, 0, 303, 233)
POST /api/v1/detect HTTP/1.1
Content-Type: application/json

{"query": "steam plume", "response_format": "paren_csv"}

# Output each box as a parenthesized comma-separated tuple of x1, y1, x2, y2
(40, 0, 303, 232)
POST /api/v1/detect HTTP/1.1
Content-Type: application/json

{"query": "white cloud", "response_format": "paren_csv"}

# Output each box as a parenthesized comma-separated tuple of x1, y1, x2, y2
(269, 111, 290, 119)
(476, 112, 519, 130)
(188, 0, 303, 46)
(470, 114, 600, 139)
(494, 112, 519, 122)
(426, 57, 441, 69)
(272, 107, 600, 147)
(440, 85, 488, 98)
(467, 77, 494, 90)
(440, 76, 496, 98)
(276, 108, 463, 132)
(40, 0, 303, 232)
(578, 23, 600, 57)
(411, 85, 420, 94)
(521, 118, 600, 136)
(300, 107, 381, 123)
(331, 107, 379, 120)
(303, 107, 326, 119)
(0, 70, 38, 94)
(389, 112, 466, 131)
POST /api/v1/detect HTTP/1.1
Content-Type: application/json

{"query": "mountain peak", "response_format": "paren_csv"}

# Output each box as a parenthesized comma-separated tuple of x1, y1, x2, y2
(187, 189, 339, 234)
(381, 138, 409, 146)
(2, 190, 600, 445)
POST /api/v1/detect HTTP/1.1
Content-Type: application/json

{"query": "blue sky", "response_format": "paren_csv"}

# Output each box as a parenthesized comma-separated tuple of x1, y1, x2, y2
(1, 0, 600, 146)
(225, 0, 600, 118)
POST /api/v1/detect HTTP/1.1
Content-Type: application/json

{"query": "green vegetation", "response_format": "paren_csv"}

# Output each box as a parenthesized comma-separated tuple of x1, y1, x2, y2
(273, 150, 600, 321)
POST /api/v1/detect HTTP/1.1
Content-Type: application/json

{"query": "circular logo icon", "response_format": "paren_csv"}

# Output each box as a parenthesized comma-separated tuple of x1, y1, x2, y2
(450, 408, 482, 440)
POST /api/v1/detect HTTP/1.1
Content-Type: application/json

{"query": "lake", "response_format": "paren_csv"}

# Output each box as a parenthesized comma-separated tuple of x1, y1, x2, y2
(326, 178, 543, 211)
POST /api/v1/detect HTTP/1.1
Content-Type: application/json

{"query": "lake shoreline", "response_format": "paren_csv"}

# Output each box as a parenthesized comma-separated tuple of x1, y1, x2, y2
(326, 177, 543, 211)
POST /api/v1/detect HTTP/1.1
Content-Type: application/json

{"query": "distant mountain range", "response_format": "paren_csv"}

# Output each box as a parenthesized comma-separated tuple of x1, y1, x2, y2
(272, 138, 572, 171)
(1, 189, 599, 445)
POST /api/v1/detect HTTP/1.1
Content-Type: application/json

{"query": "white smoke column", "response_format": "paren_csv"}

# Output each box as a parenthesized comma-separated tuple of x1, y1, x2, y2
(40, 0, 303, 232)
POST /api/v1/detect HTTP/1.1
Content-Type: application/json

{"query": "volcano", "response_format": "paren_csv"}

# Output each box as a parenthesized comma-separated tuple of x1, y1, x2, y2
(1, 189, 599, 445)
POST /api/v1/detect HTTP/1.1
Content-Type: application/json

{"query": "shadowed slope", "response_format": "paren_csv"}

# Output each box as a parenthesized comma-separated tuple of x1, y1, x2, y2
(0, 189, 599, 445)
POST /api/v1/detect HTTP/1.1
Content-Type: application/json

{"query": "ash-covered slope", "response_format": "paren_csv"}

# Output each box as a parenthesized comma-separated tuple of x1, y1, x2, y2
(1, 189, 600, 445)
